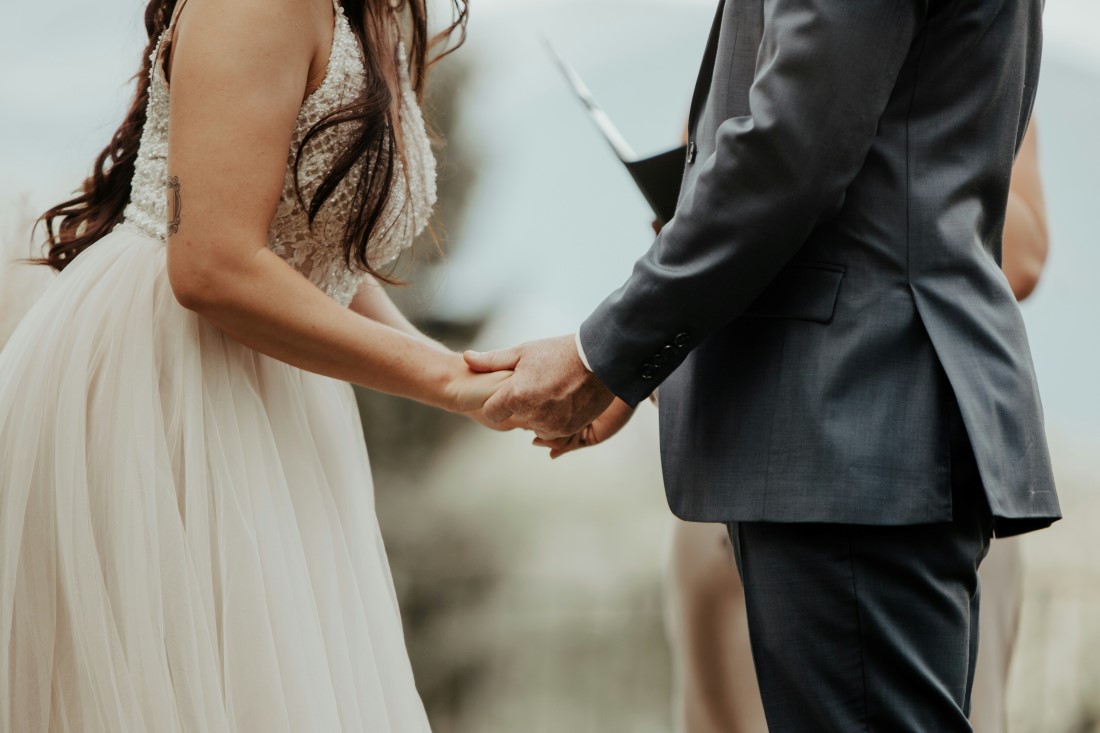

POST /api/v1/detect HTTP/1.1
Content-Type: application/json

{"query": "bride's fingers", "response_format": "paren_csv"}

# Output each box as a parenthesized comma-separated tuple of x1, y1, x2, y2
(534, 433, 584, 459)
(452, 370, 512, 413)
(533, 436, 570, 450)
(471, 370, 511, 400)
(550, 438, 581, 459)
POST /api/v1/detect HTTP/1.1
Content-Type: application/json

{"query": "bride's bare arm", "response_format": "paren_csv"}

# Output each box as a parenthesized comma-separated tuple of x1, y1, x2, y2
(348, 278, 523, 430)
(164, 0, 502, 412)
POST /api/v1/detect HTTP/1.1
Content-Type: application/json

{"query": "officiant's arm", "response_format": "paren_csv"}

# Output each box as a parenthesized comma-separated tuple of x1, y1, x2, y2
(578, 0, 925, 406)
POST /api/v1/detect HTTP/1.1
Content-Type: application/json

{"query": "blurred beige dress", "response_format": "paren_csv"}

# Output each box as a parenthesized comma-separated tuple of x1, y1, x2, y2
(0, 3, 439, 731)
(970, 538, 1024, 733)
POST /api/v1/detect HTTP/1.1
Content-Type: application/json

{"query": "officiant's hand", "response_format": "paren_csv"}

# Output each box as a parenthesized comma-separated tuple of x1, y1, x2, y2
(463, 335, 615, 439)
(532, 398, 635, 458)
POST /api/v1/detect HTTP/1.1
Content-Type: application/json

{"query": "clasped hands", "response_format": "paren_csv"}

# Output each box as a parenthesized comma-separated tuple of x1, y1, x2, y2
(463, 334, 637, 458)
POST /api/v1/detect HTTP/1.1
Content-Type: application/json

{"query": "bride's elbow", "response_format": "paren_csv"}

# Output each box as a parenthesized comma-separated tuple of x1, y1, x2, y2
(167, 247, 228, 313)
(168, 267, 212, 313)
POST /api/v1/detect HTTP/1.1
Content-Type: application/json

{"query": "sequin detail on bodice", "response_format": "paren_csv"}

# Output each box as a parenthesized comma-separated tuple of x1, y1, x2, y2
(119, 3, 437, 307)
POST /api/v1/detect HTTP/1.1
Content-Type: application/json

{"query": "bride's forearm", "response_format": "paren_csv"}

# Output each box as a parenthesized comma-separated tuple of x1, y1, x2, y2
(171, 246, 467, 410)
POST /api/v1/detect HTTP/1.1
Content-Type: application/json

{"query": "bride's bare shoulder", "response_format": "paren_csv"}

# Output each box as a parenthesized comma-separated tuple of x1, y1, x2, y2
(170, 0, 329, 80)
(173, 0, 327, 30)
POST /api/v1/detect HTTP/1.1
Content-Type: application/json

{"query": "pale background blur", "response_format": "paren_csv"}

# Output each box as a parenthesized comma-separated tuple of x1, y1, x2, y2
(2, 1, 1099, 730)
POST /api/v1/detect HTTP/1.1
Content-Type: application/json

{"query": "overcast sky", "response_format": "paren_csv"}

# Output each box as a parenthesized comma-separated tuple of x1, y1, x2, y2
(1, 0, 1096, 432)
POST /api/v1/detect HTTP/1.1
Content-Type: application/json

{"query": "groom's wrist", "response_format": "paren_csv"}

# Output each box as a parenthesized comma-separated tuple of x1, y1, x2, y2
(574, 331, 593, 373)
(576, 331, 651, 406)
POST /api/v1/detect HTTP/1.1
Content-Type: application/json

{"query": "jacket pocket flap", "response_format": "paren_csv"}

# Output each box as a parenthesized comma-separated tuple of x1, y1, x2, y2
(743, 263, 845, 324)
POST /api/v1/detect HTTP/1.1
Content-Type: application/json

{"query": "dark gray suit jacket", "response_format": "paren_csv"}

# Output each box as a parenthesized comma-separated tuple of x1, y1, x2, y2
(579, 0, 1061, 536)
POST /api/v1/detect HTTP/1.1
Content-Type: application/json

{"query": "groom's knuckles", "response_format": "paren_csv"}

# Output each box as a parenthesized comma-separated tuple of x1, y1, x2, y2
(483, 403, 510, 424)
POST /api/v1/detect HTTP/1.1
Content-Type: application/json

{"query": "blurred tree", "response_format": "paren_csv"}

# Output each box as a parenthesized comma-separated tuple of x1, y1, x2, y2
(351, 51, 502, 727)
(356, 44, 485, 477)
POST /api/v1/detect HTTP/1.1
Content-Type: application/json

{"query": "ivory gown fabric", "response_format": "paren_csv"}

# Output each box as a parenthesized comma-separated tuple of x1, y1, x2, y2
(0, 2, 438, 730)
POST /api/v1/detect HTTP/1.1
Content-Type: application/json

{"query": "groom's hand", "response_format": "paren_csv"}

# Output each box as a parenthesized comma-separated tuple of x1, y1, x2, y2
(463, 335, 615, 439)
(533, 397, 636, 459)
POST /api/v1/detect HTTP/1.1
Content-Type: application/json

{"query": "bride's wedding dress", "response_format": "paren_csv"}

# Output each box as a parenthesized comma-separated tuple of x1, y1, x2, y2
(0, 2, 437, 730)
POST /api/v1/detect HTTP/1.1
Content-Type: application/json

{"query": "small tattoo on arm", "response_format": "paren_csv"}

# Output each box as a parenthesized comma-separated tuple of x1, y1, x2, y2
(167, 176, 182, 236)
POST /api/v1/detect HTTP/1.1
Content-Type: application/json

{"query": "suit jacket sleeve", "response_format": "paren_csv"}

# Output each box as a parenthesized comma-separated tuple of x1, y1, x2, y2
(579, 0, 926, 407)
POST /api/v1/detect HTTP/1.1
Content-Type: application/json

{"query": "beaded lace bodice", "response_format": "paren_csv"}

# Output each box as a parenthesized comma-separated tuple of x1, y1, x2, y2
(119, 1, 437, 307)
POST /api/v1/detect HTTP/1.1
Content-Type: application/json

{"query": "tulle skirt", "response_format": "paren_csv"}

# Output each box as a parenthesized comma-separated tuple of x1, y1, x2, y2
(0, 228, 431, 732)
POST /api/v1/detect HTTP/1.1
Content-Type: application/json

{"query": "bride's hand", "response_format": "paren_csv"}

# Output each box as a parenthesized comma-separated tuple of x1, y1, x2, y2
(444, 356, 512, 413)
(532, 397, 635, 459)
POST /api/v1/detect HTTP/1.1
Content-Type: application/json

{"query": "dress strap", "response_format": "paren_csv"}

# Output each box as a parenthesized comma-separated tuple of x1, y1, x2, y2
(153, 0, 192, 85)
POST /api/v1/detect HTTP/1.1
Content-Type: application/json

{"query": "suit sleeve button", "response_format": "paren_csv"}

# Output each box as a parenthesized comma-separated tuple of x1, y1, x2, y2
(674, 332, 690, 348)
(641, 365, 655, 380)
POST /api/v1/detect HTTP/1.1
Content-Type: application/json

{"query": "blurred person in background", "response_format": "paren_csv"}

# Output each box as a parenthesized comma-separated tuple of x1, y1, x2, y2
(546, 122, 1050, 733)
(968, 120, 1049, 733)
(0, 0, 519, 731)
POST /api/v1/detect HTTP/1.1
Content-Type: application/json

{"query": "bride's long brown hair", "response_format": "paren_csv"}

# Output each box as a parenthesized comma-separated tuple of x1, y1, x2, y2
(37, 0, 467, 274)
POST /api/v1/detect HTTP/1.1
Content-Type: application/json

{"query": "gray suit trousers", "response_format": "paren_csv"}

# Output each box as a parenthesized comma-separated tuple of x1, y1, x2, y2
(728, 403, 992, 732)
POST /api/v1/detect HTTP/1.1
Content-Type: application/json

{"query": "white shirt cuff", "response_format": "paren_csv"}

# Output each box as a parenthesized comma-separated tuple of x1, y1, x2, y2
(574, 331, 593, 373)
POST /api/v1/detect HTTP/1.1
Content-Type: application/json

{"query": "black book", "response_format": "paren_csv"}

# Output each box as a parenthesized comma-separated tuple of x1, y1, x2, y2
(546, 42, 686, 226)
